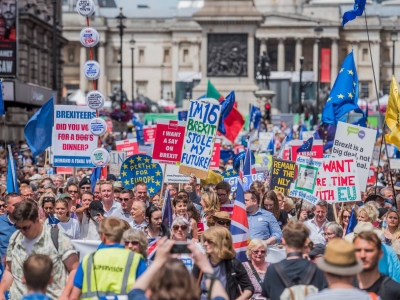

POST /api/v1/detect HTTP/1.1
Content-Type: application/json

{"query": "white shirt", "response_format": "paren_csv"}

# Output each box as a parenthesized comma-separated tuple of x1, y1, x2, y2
(80, 213, 100, 240)
(103, 200, 122, 217)
(304, 218, 327, 245)
(57, 218, 81, 239)
(111, 208, 132, 223)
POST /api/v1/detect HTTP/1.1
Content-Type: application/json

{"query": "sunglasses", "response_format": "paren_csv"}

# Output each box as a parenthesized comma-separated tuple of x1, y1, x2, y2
(43, 197, 55, 202)
(172, 225, 188, 231)
(203, 239, 214, 244)
(16, 223, 32, 232)
(68, 190, 78, 194)
(252, 250, 266, 255)
(343, 215, 350, 219)
(0, 204, 6, 209)
(124, 241, 139, 246)
(120, 198, 131, 202)
(216, 220, 231, 226)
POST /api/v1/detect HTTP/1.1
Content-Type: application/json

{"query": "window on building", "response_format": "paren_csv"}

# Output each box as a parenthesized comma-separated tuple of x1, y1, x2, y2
(137, 81, 147, 96)
(139, 49, 145, 63)
(360, 82, 369, 98)
(163, 49, 170, 63)
(183, 49, 189, 63)
(162, 82, 172, 99)
(68, 48, 75, 63)
(362, 48, 368, 61)
(113, 48, 120, 63)
(383, 83, 390, 95)
(383, 47, 391, 63)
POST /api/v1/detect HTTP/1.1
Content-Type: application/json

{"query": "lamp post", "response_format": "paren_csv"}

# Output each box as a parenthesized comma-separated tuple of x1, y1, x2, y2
(116, 7, 126, 108)
(299, 56, 304, 114)
(52, 0, 57, 93)
(314, 25, 323, 116)
(130, 37, 135, 101)
(391, 28, 397, 76)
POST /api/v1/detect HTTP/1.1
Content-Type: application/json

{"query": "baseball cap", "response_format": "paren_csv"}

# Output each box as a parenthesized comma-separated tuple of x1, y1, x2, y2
(89, 201, 104, 217)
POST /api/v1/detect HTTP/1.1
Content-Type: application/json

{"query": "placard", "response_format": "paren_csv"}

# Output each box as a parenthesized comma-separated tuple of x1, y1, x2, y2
(222, 170, 239, 193)
(161, 164, 200, 184)
(390, 159, 400, 170)
(243, 173, 265, 190)
(315, 158, 361, 203)
(290, 140, 324, 162)
(210, 139, 221, 170)
(52, 105, 97, 167)
(331, 122, 376, 191)
(143, 125, 157, 143)
(116, 139, 139, 157)
(109, 151, 127, 176)
(179, 98, 221, 179)
(270, 159, 296, 196)
(120, 154, 163, 196)
(259, 132, 274, 151)
(56, 167, 73, 174)
(152, 119, 186, 165)
(0, 0, 17, 77)
(255, 153, 273, 169)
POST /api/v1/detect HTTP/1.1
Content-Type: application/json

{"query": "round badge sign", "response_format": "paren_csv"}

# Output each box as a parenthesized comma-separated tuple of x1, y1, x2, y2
(83, 60, 101, 80)
(89, 118, 107, 136)
(76, 0, 95, 17)
(80, 27, 99, 47)
(86, 90, 105, 110)
(91, 148, 110, 167)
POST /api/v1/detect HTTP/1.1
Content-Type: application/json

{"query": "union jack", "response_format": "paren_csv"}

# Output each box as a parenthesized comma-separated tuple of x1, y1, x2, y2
(147, 237, 159, 261)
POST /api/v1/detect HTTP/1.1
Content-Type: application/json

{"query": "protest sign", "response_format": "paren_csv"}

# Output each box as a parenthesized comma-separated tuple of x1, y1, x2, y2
(161, 164, 200, 184)
(315, 158, 361, 203)
(255, 153, 273, 169)
(109, 151, 126, 176)
(367, 166, 376, 185)
(39, 168, 54, 175)
(243, 173, 265, 190)
(56, 167, 73, 174)
(179, 98, 221, 179)
(143, 125, 157, 143)
(222, 170, 239, 193)
(178, 111, 188, 121)
(52, 105, 97, 167)
(210, 139, 221, 170)
(390, 159, 400, 170)
(138, 145, 153, 156)
(120, 154, 163, 196)
(270, 159, 296, 196)
(258, 132, 273, 151)
(115, 139, 139, 157)
(152, 119, 186, 165)
(289, 156, 322, 205)
(290, 140, 323, 162)
(331, 122, 376, 191)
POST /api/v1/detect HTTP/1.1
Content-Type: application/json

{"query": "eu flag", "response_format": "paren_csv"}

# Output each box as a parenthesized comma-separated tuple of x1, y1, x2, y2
(6, 146, 18, 193)
(321, 51, 359, 125)
(267, 138, 274, 154)
(0, 82, 4, 116)
(345, 208, 357, 235)
(250, 105, 262, 130)
(218, 91, 235, 135)
(24, 96, 54, 157)
(351, 106, 368, 128)
(90, 167, 102, 192)
(342, 0, 366, 27)
(314, 123, 336, 151)
(297, 137, 313, 153)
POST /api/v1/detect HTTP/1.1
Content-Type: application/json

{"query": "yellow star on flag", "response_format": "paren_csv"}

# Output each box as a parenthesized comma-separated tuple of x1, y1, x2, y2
(129, 158, 134, 164)
(327, 97, 332, 102)
(136, 156, 142, 162)
(348, 92, 353, 99)
(353, 81, 356, 87)
(156, 180, 161, 186)
(149, 187, 155, 193)
(124, 179, 129, 185)
(121, 171, 127, 177)
(152, 163, 157, 168)
(338, 94, 344, 99)
(226, 171, 230, 176)
(123, 164, 128, 170)
(340, 68, 344, 73)
(144, 157, 150, 163)
(155, 170, 161, 176)
(232, 170, 237, 175)
(348, 70, 354, 75)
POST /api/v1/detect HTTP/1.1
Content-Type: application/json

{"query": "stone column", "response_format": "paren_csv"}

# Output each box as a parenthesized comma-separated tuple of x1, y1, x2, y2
(277, 38, 285, 72)
(260, 38, 267, 55)
(98, 43, 106, 95)
(331, 38, 338, 88)
(313, 40, 318, 82)
(295, 38, 303, 71)
(79, 47, 87, 92)
(192, 41, 200, 73)
(172, 41, 179, 96)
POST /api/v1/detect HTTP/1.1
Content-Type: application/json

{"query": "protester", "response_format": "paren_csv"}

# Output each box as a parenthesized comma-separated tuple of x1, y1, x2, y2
(249, 181, 265, 202)
(211, 211, 231, 230)
(100, 181, 121, 217)
(122, 228, 148, 262)
(308, 244, 325, 262)
(304, 200, 329, 245)
(295, 200, 315, 222)
(261, 190, 289, 229)
(78, 177, 92, 195)
(143, 205, 170, 241)
(187, 201, 201, 223)
(281, 196, 295, 217)
(244, 190, 282, 245)
(21, 254, 53, 300)
(130, 200, 148, 229)
(150, 193, 160, 207)
(200, 191, 219, 230)
(178, 189, 204, 218)
(54, 199, 81, 239)
(79, 200, 102, 240)
(93, 183, 101, 201)
(168, 183, 178, 199)
(66, 183, 79, 205)
(112, 188, 134, 222)
(43, 183, 57, 195)
(172, 195, 198, 241)
(215, 181, 234, 215)
(338, 205, 353, 236)
(380, 187, 395, 206)
(382, 209, 400, 245)
(0, 199, 6, 215)
(323, 221, 343, 243)
(243, 239, 269, 299)
(20, 186, 36, 201)
(52, 174, 64, 189)
(70, 217, 147, 299)
(40, 194, 56, 225)
(0, 200, 79, 299)
(134, 181, 148, 203)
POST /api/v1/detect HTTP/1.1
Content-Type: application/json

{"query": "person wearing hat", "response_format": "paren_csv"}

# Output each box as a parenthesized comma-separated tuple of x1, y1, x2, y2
(308, 244, 325, 263)
(79, 198, 104, 240)
(78, 177, 92, 195)
(305, 239, 371, 300)
(212, 211, 231, 229)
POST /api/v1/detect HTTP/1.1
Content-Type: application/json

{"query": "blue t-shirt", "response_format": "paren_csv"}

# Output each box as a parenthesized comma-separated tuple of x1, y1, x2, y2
(0, 214, 17, 259)
(21, 293, 51, 300)
(73, 244, 147, 289)
(128, 289, 225, 300)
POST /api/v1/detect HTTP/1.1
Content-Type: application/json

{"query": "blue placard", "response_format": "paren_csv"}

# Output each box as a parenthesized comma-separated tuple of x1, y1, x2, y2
(178, 111, 188, 121)
(120, 154, 163, 196)
(222, 170, 238, 193)
(243, 173, 265, 190)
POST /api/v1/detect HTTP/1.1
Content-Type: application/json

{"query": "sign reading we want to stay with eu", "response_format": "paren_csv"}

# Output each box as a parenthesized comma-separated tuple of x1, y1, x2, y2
(179, 98, 221, 179)
(52, 105, 97, 167)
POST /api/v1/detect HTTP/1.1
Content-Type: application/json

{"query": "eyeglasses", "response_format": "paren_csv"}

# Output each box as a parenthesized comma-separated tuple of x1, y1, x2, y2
(217, 193, 227, 197)
(323, 232, 335, 236)
(16, 223, 32, 232)
(68, 190, 78, 194)
(343, 215, 350, 219)
(43, 207, 53, 211)
(124, 241, 139, 246)
(172, 225, 188, 231)
(216, 220, 231, 226)
(120, 198, 132, 202)
(80, 186, 91, 190)
(252, 250, 266, 255)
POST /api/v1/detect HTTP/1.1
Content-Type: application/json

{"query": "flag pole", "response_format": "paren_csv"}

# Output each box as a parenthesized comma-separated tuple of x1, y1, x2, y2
(7, 145, 17, 191)
(364, 11, 396, 196)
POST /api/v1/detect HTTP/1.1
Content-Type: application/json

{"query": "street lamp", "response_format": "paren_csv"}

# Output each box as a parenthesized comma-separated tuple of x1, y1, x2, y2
(314, 25, 323, 117)
(391, 28, 397, 75)
(299, 56, 304, 114)
(130, 37, 136, 101)
(116, 7, 126, 108)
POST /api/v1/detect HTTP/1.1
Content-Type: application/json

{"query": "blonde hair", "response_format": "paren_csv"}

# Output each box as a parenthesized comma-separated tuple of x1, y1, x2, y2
(121, 229, 148, 259)
(201, 192, 219, 213)
(38, 192, 57, 208)
(246, 239, 267, 260)
(99, 217, 127, 243)
(386, 210, 400, 243)
(274, 190, 285, 201)
(201, 227, 236, 260)
(392, 238, 400, 255)
(283, 197, 294, 210)
(357, 204, 379, 223)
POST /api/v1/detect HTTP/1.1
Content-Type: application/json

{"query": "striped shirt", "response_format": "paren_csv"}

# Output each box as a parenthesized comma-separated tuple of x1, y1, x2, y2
(220, 200, 234, 215)
(305, 288, 377, 300)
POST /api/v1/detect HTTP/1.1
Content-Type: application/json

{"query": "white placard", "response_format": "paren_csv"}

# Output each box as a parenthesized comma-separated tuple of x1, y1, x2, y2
(390, 159, 400, 170)
(109, 151, 127, 176)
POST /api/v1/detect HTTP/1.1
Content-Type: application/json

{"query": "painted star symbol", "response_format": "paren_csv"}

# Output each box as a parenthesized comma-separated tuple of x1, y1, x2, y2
(226, 171, 230, 176)
(327, 97, 332, 102)
(232, 170, 237, 175)
(156, 180, 161, 186)
(123, 164, 128, 170)
(155, 170, 161, 176)
(353, 81, 356, 87)
(144, 157, 150, 163)
(340, 68, 344, 73)
(149, 187, 155, 194)
(124, 179, 129, 186)
(136, 156, 142, 162)
(129, 158, 134, 164)
(348, 92, 353, 99)
(121, 171, 127, 177)
(338, 94, 344, 99)
(152, 163, 157, 168)
(348, 70, 354, 75)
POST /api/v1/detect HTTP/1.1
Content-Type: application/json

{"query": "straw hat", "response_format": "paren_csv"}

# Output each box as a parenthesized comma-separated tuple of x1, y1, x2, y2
(213, 211, 231, 222)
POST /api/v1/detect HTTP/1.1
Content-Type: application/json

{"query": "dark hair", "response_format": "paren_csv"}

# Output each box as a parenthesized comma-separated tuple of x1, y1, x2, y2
(81, 191, 94, 198)
(215, 181, 231, 194)
(244, 190, 260, 203)
(262, 190, 280, 219)
(172, 195, 188, 207)
(354, 231, 382, 251)
(146, 205, 162, 226)
(23, 254, 53, 291)
(5, 192, 21, 204)
(177, 190, 189, 198)
(187, 202, 201, 222)
(203, 184, 215, 192)
(120, 189, 134, 198)
(250, 181, 265, 200)
(41, 197, 55, 208)
(12, 200, 38, 223)
(66, 182, 78, 192)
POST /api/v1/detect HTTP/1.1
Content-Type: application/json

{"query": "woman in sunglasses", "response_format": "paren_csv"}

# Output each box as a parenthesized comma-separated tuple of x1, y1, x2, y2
(172, 195, 198, 242)
(122, 228, 148, 263)
(338, 205, 353, 236)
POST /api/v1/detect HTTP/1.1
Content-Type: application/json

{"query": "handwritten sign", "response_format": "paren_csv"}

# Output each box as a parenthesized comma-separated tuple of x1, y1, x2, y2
(116, 139, 139, 157)
(52, 105, 97, 167)
(331, 121, 376, 191)
(179, 98, 221, 179)
(152, 119, 186, 165)
(109, 151, 127, 176)
(315, 158, 361, 203)
(270, 159, 296, 196)
(120, 154, 163, 196)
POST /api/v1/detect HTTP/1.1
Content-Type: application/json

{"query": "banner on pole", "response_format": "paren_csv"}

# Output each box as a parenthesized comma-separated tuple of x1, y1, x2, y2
(115, 139, 139, 157)
(270, 159, 296, 196)
(109, 151, 127, 176)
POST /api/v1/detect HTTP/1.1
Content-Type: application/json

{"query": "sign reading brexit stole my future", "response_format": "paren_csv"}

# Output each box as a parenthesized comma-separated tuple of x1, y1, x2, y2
(180, 98, 221, 179)
(52, 105, 97, 167)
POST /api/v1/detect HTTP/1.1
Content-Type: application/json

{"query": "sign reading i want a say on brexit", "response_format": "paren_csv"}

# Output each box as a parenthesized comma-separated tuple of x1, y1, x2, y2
(52, 105, 97, 167)
(179, 99, 221, 179)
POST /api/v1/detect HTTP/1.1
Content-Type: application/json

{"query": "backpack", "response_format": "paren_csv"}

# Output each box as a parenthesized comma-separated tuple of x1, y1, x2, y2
(10, 227, 59, 252)
(274, 262, 319, 300)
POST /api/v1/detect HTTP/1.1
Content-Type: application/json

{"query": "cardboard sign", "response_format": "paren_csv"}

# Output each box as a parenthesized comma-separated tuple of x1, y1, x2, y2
(152, 119, 186, 165)
(161, 164, 200, 184)
(120, 154, 163, 196)
(390, 159, 400, 170)
(270, 159, 296, 196)
(331, 122, 376, 191)
(210, 139, 221, 170)
(116, 139, 139, 157)
(109, 151, 127, 176)
(52, 105, 97, 167)
(56, 167, 73, 174)
(143, 125, 157, 143)
(290, 140, 323, 162)
(289, 156, 323, 205)
(179, 99, 221, 179)
(315, 158, 361, 203)
(222, 169, 239, 193)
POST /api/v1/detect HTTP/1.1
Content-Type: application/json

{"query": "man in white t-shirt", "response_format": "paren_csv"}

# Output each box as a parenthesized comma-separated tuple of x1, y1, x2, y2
(100, 181, 121, 217)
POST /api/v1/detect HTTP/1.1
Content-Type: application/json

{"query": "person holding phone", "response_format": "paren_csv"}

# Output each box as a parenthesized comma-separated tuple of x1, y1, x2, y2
(77, 193, 103, 240)
(170, 217, 196, 272)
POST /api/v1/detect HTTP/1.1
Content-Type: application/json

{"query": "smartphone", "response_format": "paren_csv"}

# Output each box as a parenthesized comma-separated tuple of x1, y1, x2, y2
(197, 222, 204, 232)
(170, 242, 191, 254)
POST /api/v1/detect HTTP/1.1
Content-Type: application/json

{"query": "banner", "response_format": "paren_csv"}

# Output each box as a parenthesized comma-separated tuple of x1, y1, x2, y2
(331, 122, 376, 191)
(0, 0, 17, 77)
(290, 140, 323, 162)
(270, 159, 296, 196)
(243, 173, 265, 190)
(210, 139, 221, 170)
(109, 151, 126, 176)
(222, 169, 239, 193)
(320, 48, 331, 83)
(179, 99, 221, 179)
(143, 125, 157, 143)
(71, 240, 101, 261)
(315, 158, 361, 203)
(52, 105, 97, 167)
(115, 139, 139, 157)
(152, 119, 186, 165)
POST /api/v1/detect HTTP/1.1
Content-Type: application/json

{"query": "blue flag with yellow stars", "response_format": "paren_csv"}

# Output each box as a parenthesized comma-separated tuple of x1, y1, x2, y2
(314, 123, 336, 151)
(321, 51, 359, 125)
(297, 137, 313, 153)
(342, 0, 366, 27)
